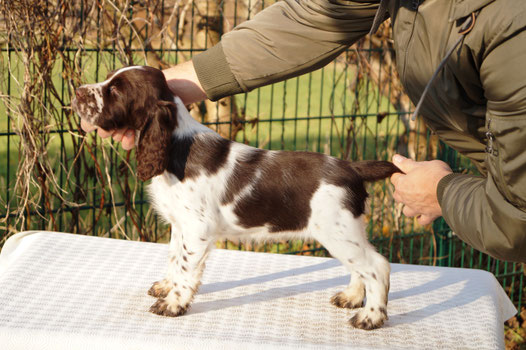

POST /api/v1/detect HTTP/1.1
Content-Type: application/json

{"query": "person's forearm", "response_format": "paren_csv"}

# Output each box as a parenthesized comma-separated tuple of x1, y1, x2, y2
(192, 0, 379, 101)
(162, 60, 207, 105)
(438, 174, 526, 263)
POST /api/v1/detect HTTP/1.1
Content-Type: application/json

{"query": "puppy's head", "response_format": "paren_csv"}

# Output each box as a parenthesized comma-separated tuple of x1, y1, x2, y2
(72, 66, 177, 181)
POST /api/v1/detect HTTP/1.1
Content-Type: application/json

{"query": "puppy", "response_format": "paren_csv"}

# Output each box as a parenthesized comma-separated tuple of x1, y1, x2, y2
(72, 66, 400, 330)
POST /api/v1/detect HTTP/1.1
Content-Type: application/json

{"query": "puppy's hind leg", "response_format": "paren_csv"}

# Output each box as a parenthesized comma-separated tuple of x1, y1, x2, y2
(149, 224, 213, 317)
(313, 215, 390, 330)
(347, 249, 390, 330)
(330, 271, 365, 309)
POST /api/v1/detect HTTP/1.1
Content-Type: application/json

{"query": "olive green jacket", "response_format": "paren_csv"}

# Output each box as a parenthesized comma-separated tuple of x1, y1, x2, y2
(193, 0, 526, 263)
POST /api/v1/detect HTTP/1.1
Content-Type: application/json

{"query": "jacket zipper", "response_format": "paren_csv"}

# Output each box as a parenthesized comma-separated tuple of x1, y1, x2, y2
(485, 119, 497, 156)
(486, 119, 515, 202)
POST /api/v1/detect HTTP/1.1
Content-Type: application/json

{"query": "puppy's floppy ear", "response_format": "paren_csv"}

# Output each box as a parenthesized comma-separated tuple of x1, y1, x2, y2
(136, 101, 177, 181)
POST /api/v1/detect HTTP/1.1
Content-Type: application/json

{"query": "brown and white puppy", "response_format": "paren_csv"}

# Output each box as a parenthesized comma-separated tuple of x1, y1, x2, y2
(72, 66, 400, 330)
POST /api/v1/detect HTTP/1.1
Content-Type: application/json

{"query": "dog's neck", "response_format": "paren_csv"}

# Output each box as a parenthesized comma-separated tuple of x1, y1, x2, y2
(165, 96, 230, 181)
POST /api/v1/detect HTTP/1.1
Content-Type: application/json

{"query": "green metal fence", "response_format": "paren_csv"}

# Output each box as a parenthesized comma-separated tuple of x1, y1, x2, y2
(0, 0, 523, 313)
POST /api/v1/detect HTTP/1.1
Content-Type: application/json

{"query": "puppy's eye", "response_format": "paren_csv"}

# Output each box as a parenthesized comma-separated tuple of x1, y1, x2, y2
(110, 85, 119, 95)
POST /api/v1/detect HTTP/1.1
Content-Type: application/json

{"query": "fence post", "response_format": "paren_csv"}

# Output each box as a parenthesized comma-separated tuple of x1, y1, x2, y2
(433, 219, 449, 267)
(434, 141, 458, 267)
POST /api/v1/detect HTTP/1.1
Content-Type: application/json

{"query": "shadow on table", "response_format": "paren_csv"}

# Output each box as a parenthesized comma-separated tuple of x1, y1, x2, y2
(386, 265, 494, 326)
(199, 259, 341, 294)
(191, 260, 491, 326)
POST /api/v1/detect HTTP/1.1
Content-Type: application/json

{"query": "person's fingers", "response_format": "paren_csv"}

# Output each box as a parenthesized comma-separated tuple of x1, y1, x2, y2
(97, 128, 113, 138)
(392, 189, 403, 203)
(121, 130, 136, 150)
(112, 129, 126, 143)
(80, 119, 97, 133)
(403, 205, 418, 217)
(390, 172, 403, 187)
(417, 214, 438, 226)
(83, 123, 135, 150)
(94, 127, 136, 149)
(392, 154, 417, 173)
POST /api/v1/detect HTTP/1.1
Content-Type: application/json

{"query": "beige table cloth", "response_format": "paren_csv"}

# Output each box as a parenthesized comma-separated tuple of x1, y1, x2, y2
(0, 231, 517, 349)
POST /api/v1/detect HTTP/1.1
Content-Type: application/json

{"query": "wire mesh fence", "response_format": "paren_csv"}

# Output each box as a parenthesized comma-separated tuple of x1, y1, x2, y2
(0, 0, 523, 314)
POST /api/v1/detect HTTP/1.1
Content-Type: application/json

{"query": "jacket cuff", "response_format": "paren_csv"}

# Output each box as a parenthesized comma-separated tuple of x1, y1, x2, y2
(192, 43, 244, 101)
(437, 173, 464, 207)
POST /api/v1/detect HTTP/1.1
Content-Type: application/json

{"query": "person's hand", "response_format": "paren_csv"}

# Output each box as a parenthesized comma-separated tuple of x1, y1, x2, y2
(80, 119, 135, 150)
(390, 154, 452, 225)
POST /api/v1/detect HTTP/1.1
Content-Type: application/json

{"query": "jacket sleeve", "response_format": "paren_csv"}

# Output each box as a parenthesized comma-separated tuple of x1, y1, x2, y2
(437, 25, 526, 263)
(193, 0, 380, 101)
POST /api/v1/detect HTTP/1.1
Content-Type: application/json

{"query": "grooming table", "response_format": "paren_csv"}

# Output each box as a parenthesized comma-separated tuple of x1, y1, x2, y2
(0, 231, 516, 350)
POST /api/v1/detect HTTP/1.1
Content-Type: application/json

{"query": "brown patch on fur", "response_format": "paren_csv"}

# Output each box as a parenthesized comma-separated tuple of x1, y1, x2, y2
(148, 280, 173, 298)
(136, 101, 177, 181)
(231, 151, 325, 232)
(348, 240, 361, 247)
(71, 89, 100, 120)
(221, 149, 265, 204)
(227, 151, 400, 232)
(331, 292, 364, 309)
(350, 160, 402, 182)
(325, 158, 369, 217)
(166, 134, 231, 181)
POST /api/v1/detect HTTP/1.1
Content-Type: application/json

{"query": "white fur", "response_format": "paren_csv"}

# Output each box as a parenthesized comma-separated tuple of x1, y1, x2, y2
(74, 66, 390, 328)
(172, 96, 212, 137)
(148, 102, 390, 328)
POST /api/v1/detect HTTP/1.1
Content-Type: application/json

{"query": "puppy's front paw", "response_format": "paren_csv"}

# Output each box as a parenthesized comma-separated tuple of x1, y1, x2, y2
(149, 298, 188, 317)
(349, 307, 388, 330)
(148, 279, 173, 298)
(331, 291, 364, 309)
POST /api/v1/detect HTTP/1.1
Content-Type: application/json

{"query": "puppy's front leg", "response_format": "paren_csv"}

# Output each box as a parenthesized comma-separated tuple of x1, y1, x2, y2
(149, 224, 212, 316)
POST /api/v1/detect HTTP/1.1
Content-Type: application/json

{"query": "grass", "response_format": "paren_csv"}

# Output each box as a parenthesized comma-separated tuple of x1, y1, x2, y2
(1, 50, 524, 329)
(0, 50, 405, 178)
(0, 49, 406, 244)
(234, 67, 404, 157)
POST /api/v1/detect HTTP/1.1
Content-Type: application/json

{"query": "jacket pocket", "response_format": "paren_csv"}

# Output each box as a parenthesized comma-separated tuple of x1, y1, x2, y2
(485, 115, 526, 211)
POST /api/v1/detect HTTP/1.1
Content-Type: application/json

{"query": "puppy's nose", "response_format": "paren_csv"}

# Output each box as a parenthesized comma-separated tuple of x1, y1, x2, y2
(75, 88, 87, 99)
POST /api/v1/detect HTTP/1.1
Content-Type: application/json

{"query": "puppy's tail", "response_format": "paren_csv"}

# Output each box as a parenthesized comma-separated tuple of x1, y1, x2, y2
(351, 160, 403, 182)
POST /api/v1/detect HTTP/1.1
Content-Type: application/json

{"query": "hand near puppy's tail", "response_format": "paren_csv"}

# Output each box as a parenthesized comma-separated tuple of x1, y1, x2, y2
(351, 160, 403, 182)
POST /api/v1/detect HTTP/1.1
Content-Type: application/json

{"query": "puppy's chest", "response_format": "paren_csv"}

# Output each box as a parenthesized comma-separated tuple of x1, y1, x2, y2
(149, 173, 214, 223)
